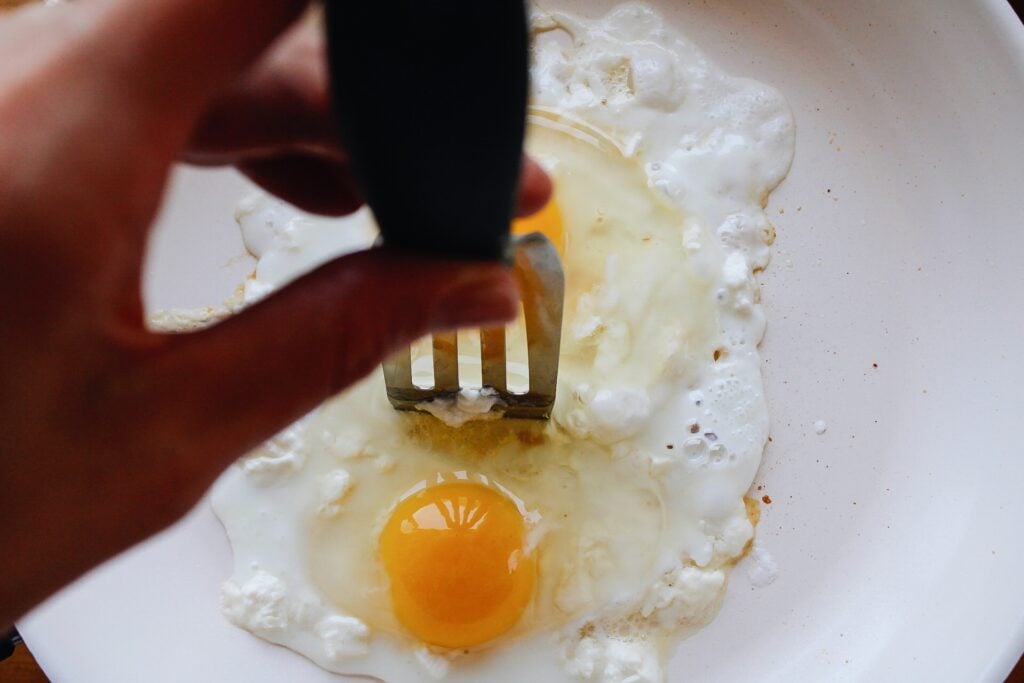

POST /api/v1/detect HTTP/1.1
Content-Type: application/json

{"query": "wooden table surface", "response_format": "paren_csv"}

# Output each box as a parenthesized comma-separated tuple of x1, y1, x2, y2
(1, 0, 1022, 680)
(5, 640, 1024, 682)
(5, 645, 49, 683)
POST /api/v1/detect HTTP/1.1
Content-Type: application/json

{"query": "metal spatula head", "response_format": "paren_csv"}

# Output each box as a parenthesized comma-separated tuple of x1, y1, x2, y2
(383, 232, 564, 420)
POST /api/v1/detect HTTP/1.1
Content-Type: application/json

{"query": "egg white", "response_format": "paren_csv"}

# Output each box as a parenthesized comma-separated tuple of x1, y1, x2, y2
(180, 5, 797, 682)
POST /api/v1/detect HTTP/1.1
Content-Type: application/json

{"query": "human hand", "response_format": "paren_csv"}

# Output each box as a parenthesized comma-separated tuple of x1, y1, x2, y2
(0, 0, 550, 626)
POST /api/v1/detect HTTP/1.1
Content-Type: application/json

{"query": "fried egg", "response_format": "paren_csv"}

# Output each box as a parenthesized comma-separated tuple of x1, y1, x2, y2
(203, 5, 795, 682)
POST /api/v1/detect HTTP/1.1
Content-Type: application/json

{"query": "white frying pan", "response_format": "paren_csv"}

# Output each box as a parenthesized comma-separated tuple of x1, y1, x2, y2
(19, 1, 1024, 680)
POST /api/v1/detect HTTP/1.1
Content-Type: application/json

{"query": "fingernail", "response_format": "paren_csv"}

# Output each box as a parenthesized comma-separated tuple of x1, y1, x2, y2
(432, 272, 519, 330)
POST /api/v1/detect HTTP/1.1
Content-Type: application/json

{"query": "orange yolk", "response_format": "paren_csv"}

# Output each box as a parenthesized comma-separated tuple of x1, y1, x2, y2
(379, 482, 535, 649)
(512, 198, 565, 255)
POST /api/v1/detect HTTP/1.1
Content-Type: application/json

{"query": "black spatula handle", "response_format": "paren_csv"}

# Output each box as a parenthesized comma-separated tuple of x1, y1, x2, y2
(325, 1, 529, 262)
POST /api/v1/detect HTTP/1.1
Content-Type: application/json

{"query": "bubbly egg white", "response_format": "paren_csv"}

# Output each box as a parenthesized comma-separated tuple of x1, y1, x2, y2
(157, 5, 796, 682)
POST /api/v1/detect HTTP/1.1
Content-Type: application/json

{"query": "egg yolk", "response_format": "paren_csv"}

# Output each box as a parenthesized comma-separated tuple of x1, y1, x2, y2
(512, 198, 565, 255)
(379, 482, 535, 649)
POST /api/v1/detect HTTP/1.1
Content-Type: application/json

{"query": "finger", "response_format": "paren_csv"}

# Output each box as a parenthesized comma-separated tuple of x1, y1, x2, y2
(183, 19, 337, 164)
(136, 249, 518, 477)
(0, 1, 314, 220)
(90, 0, 311, 127)
(182, 18, 552, 218)
(239, 153, 364, 217)
(237, 153, 548, 220)
(517, 156, 553, 217)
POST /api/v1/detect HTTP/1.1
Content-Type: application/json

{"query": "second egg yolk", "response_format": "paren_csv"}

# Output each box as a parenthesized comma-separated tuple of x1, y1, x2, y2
(379, 482, 536, 649)
(512, 198, 565, 255)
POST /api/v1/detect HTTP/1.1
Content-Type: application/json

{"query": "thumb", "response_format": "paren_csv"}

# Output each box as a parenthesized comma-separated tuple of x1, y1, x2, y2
(137, 249, 517, 476)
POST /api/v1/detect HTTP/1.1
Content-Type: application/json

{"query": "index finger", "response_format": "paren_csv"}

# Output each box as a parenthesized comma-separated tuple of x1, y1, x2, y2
(90, 0, 310, 127)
